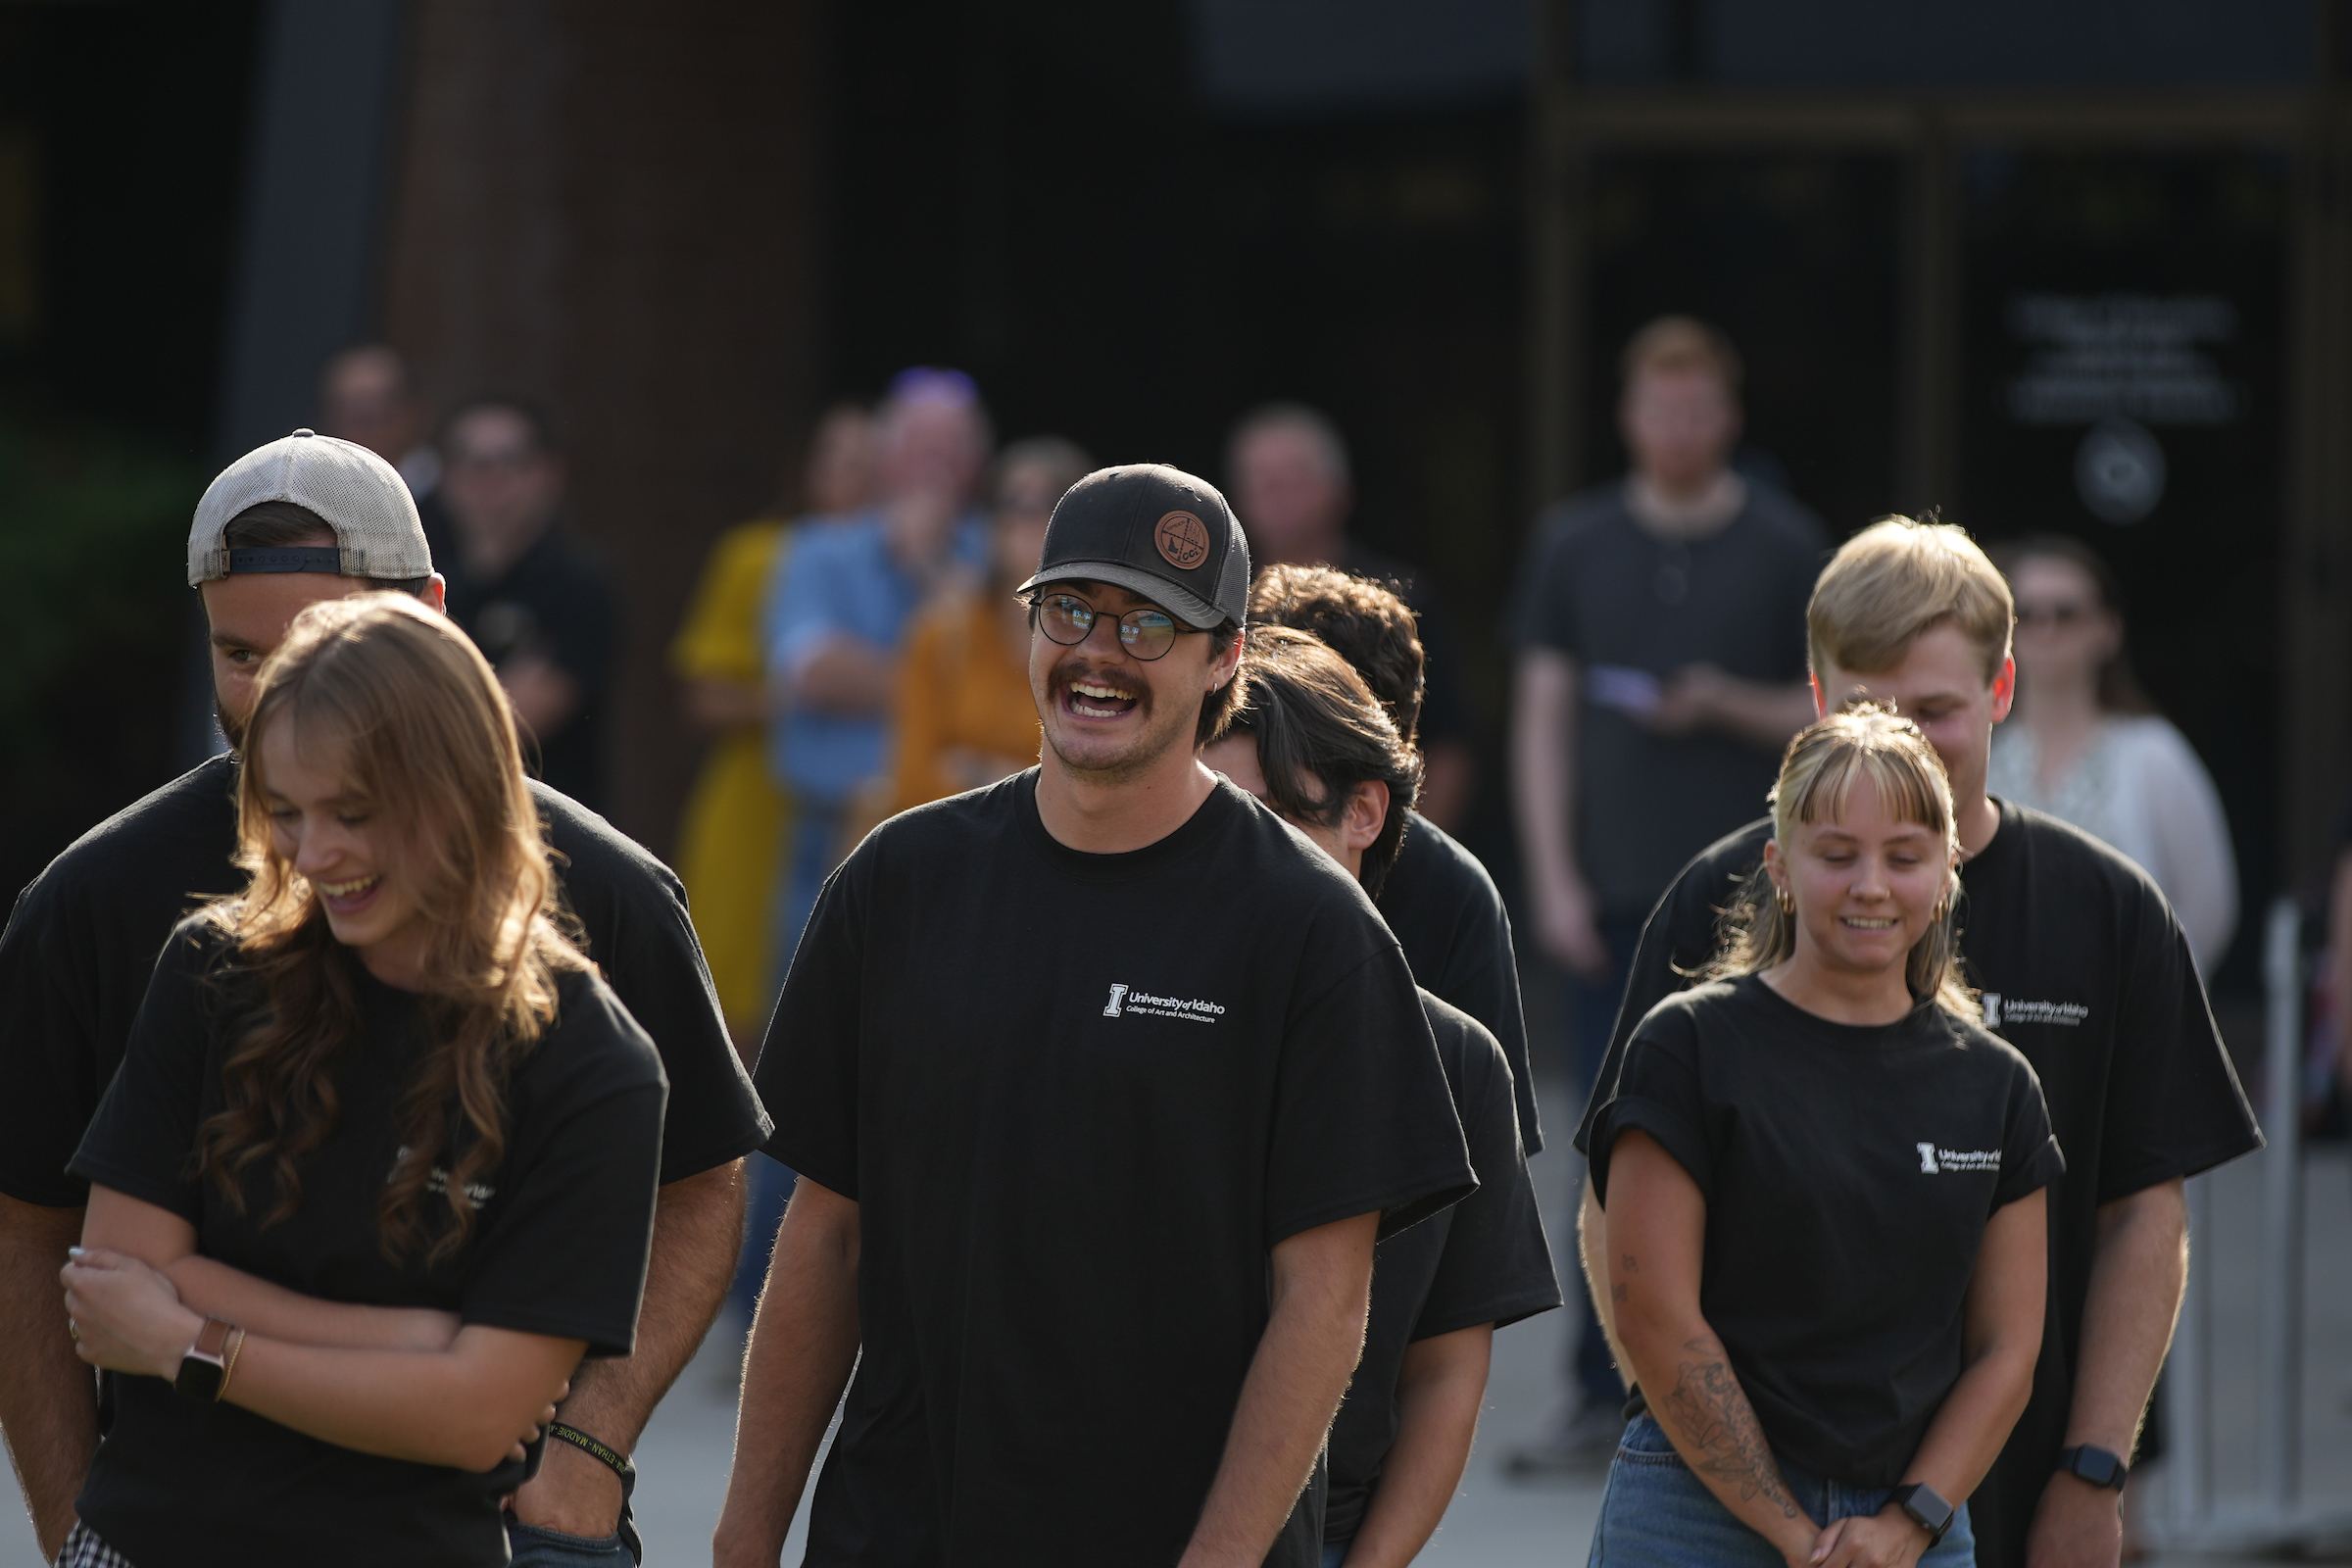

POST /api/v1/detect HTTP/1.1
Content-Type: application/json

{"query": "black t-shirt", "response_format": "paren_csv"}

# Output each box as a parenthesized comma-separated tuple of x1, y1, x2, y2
(753, 771, 1476, 1568)
(1376, 812, 1544, 1153)
(1508, 482, 1826, 916)
(1325, 991, 1560, 1547)
(445, 524, 617, 809)
(67, 923, 666, 1568)
(1578, 804, 2263, 1561)
(1590, 977, 2062, 1488)
(0, 752, 766, 1208)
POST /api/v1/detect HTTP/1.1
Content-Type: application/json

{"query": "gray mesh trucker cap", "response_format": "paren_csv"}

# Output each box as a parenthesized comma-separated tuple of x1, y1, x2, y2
(187, 428, 432, 587)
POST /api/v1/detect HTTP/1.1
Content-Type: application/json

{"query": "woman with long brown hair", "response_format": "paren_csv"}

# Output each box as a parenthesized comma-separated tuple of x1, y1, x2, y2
(55, 594, 666, 1568)
(1587, 705, 2059, 1568)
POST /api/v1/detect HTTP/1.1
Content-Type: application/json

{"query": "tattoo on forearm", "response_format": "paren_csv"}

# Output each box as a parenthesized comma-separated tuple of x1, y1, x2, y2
(1660, 1336, 1800, 1521)
(1611, 1282, 1629, 1303)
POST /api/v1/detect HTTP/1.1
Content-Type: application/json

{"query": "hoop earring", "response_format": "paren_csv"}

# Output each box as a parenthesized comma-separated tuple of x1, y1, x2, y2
(1776, 888, 1794, 918)
(1932, 896, 1950, 923)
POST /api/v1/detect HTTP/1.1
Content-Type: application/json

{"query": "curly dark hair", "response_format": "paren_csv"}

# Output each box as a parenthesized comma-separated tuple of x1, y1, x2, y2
(1246, 564, 1427, 747)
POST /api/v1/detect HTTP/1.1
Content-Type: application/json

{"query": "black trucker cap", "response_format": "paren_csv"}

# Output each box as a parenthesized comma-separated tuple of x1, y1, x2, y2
(1017, 463, 1250, 631)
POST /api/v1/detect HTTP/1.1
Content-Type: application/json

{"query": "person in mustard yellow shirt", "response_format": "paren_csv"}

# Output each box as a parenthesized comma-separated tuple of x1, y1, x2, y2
(670, 404, 874, 1050)
(892, 435, 1090, 812)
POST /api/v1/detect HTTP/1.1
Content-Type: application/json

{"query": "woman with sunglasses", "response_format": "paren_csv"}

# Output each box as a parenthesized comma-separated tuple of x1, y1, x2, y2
(56, 594, 665, 1568)
(1985, 536, 2236, 970)
(1588, 705, 2060, 1568)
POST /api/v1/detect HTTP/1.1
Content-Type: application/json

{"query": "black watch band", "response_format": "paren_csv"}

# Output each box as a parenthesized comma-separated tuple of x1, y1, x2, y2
(1887, 1482, 1956, 1546)
(2056, 1444, 2130, 1491)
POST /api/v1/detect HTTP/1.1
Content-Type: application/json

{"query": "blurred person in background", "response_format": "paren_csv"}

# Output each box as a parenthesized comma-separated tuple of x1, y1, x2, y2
(439, 397, 617, 811)
(672, 402, 877, 1051)
(1507, 316, 1825, 1471)
(1250, 564, 1542, 1156)
(1986, 537, 2237, 972)
(891, 434, 1087, 813)
(674, 403, 877, 1341)
(319, 344, 442, 503)
(319, 344, 455, 571)
(1202, 626, 1560, 1568)
(763, 368, 990, 964)
(1228, 404, 1477, 830)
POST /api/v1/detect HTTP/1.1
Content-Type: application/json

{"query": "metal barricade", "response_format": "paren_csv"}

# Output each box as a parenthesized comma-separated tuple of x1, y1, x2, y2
(2159, 896, 2351, 1553)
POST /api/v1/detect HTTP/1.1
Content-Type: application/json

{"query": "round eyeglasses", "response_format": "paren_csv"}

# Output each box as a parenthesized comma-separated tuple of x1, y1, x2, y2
(1029, 591, 1198, 662)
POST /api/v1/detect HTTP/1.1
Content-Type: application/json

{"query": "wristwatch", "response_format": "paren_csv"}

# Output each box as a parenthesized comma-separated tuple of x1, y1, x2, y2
(1887, 1482, 1957, 1546)
(172, 1316, 237, 1402)
(2056, 1445, 2131, 1491)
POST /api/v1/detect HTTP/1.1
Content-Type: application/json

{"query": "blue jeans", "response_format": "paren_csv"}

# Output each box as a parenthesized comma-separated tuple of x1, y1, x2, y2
(507, 1519, 635, 1566)
(1591, 1414, 1976, 1568)
(1322, 1544, 1348, 1568)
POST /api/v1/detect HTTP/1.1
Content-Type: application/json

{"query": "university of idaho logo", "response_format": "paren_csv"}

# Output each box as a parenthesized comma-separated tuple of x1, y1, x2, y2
(1155, 510, 1210, 570)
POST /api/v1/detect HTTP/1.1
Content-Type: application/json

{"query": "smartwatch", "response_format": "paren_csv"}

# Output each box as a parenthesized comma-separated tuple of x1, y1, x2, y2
(1887, 1482, 1956, 1546)
(2056, 1445, 2130, 1491)
(172, 1316, 236, 1402)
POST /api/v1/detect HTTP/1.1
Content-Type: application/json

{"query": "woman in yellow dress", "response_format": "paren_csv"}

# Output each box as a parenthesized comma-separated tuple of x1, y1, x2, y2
(669, 404, 874, 1050)
(891, 436, 1090, 813)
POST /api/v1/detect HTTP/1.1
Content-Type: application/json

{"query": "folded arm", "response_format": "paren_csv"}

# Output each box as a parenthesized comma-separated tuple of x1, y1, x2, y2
(71, 1186, 577, 1472)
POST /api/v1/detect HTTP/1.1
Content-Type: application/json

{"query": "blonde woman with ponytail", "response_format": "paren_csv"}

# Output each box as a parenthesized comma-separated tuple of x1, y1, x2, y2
(1586, 704, 2060, 1568)
(53, 595, 666, 1568)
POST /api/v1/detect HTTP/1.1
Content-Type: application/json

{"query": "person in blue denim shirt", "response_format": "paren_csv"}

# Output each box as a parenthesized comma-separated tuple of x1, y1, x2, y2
(1588, 708, 2058, 1568)
(763, 368, 992, 968)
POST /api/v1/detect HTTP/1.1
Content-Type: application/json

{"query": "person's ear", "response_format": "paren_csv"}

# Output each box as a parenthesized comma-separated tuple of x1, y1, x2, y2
(1762, 837, 1786, 891)
(1989, 655, 2017, 724)
(1808, 669, 1827, 719)
(420, 574, 449, 614)
(1206, 629, 1244, 691)
(1341, 780, 1388, 856)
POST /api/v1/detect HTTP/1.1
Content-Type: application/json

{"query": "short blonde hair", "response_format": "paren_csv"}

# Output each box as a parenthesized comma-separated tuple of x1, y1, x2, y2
(1708, 702, 1976, 1022)
(1808, 515, 2013, 683)
(1621, 315, 1742, 393)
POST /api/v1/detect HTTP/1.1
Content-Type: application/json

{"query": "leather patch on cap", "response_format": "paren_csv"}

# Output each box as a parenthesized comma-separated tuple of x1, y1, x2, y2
(1155, 510, 1210, 569)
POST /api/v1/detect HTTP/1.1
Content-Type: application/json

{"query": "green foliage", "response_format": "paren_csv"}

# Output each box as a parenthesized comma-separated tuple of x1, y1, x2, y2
(0, 417, 201, 760)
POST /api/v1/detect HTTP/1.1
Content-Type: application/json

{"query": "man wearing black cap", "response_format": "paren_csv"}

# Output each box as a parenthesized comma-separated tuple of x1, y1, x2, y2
(715, 464, 1476, 1568)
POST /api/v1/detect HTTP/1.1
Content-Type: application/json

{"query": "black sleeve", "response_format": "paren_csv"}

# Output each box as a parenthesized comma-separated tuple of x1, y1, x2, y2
(538, 543, 617, 700)
(2094, 890, 2262, 1201)
(1419, 862, 1543, 1156)
(550, 803, 772, 1184)
(1995, 1049, 2066, 1210)
(66, 925, 220, 1220)
(1506, 516, 1580, 656)
(1573, 838, 1755, 1154)
(1266, 931, 1475, 1245)
(1587, 1006, 1710, 1207)
(0, 885, 104, 1205)
(462, 986, 666, 1358)
(754, 860, 865, 1200)
(1412, 1034, 1562, 1340)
